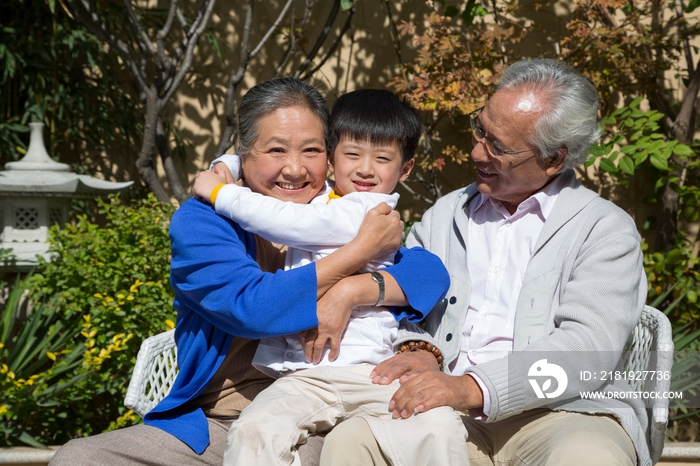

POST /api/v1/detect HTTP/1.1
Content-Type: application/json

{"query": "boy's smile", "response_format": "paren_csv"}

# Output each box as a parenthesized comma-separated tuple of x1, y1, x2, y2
(330, 138, 414, 196)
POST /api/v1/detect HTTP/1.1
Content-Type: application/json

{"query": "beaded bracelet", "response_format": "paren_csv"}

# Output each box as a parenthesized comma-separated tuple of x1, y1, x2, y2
(397, 340, 444, 371)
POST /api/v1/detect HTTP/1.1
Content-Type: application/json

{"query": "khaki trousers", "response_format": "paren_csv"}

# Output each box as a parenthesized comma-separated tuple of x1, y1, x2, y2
(224, 364, 468, 466)
(49, 416, 324, 466)
(321, 409, 637, 466)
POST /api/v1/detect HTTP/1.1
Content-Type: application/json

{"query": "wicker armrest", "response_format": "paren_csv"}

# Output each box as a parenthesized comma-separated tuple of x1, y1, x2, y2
(124, 329, 178, 418)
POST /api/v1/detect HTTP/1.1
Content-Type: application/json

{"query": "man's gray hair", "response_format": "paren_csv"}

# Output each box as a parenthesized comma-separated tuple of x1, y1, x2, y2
(496, 59, 601, 169)
(237, 78, 330, 155)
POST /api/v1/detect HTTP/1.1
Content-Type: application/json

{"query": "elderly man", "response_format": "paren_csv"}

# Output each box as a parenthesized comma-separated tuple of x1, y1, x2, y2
(320, 59, 649, 466)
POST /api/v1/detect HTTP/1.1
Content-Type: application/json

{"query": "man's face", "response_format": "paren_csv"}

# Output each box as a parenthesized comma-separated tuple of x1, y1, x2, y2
(470, 87, 565, 213)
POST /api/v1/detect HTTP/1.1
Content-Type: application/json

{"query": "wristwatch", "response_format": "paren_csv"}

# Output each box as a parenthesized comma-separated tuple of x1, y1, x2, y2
(371, 272, 385, 307)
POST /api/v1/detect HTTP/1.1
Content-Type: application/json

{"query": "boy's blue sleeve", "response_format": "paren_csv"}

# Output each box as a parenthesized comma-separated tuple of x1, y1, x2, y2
(169, 199, 319, 339)
(383, 246, 450, 322)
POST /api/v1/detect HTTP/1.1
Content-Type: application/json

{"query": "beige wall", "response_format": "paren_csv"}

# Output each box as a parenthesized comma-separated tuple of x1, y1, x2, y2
(145, 0, 696, 245)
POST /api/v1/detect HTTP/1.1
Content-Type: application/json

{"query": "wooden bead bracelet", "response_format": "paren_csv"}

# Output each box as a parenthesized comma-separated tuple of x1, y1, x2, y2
(397, 340, 444, 371)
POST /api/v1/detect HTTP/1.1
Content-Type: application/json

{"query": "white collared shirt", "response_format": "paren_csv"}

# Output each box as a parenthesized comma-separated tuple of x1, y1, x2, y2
(451, 174, 566, 413)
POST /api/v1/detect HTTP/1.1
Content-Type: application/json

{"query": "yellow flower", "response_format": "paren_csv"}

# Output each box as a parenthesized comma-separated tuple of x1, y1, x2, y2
(129, 280, 144, 293)
(93, 293, 103, 299)
(47, 352, 56, 361)
(165, 319, 175, 330)
(0, 405, 7, 415)
(0, 342, 4, 349)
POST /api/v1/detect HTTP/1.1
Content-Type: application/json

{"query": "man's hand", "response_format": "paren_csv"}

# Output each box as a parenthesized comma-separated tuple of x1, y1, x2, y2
(212, 162, 235, 184)
(353, 203, 403, 262)
(371, 350, 439, 385)
(300, 278, 355, 364)
(389, 373, 484, 419)
(193, 170, 227, 203)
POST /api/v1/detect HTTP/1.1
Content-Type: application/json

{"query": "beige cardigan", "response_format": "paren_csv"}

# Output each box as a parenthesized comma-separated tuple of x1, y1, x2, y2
(400, 170, 651, 466)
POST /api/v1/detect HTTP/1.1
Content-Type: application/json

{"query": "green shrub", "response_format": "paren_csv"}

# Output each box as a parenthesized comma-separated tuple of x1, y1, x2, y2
(0, 194, 175, 446)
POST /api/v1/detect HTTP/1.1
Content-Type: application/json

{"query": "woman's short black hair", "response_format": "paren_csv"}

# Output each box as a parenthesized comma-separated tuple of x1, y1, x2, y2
(328, 89, 422, 162)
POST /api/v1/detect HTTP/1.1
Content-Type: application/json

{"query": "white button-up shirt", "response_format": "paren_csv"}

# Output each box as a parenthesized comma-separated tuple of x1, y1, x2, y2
(451, 174, 566, 414)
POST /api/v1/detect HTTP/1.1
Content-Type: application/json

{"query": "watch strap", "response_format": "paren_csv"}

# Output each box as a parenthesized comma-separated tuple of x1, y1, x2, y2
(371, 272, 385, 307)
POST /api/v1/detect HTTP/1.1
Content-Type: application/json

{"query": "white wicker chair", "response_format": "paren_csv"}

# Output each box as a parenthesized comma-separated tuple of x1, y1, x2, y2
(124, 306, 674, 463)
(621, 305, 674, 464)
(124, 329, 178, 418)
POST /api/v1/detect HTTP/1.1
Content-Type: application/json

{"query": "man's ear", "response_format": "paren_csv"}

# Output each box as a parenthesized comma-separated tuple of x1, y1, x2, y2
(399, 158, 415, 182)
(546, 147, 567, 175)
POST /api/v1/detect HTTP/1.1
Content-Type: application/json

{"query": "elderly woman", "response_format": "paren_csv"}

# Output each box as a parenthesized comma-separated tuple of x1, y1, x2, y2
(50, 78, 448, 465)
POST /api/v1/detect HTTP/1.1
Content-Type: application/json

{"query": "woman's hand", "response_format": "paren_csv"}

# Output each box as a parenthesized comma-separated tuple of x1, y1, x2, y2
(193, 170, 227, 203)
(300, 278, 355, 364)
(352, 203, 404, 262)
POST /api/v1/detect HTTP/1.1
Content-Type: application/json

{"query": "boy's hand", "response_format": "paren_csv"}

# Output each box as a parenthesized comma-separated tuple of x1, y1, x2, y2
(212, 162, 235, 184)
(193, 170, 227, 203)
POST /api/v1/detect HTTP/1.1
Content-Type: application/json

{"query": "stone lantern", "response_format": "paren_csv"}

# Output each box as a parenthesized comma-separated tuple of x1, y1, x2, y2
(0, 122, 133, 272)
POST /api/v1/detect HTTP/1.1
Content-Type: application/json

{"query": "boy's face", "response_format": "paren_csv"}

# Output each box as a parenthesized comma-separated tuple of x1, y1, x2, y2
(329, 137, 414, 196)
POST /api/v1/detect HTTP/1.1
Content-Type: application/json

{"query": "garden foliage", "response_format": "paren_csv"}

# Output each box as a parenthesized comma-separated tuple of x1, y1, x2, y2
(0, 0, 140, 172)
(0, 194, 175, 446)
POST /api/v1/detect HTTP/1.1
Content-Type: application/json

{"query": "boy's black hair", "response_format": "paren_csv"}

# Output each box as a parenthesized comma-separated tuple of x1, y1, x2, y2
(328, 89, 422, 162)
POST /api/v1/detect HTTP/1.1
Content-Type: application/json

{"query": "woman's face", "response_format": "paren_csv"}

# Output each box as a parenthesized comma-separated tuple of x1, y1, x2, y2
(241, 106, 328, 204)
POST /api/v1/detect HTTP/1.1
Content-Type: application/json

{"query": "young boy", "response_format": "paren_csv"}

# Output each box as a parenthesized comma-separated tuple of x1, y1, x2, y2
(192, 89, 468, 466)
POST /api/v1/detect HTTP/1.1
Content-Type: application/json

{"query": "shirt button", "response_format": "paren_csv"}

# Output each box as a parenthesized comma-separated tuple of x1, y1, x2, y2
(493, 266, 499, 273)
(469, 350, 477, 357)
(449, 296, 457, 304)
(286, 351, 294, 359)
(446, 333, 453, 341)
(479, 311, 486, 317)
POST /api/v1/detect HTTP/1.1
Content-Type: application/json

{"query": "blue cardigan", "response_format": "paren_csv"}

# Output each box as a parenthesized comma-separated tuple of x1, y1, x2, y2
(144, 198, 449, 454)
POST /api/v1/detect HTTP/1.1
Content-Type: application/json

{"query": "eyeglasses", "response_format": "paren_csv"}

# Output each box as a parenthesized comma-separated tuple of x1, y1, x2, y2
(468, 106, 536, 157)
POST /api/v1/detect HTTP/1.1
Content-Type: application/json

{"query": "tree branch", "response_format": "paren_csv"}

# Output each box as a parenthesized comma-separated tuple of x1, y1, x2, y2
(398, 180, 434, 205)
(250, 0, 294, 58)
(383, 0, 407, 82)
(275, 0, 312, 78)
(159, 0, 218, 107)
(122, 0, 158, 62)
(156, 117, 190, 204)
(67, 0, 149, 100)
(156, 0, 180, 71)
(293, 0, 340, 79)
(216, 0, 255, 155)
(300, 6, 354, 81)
